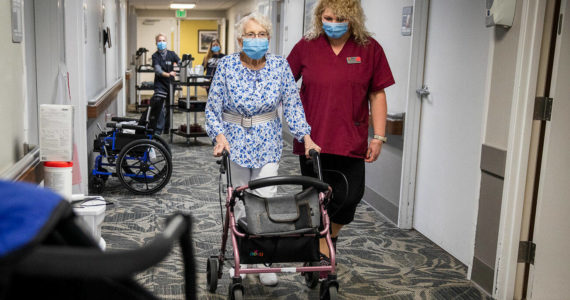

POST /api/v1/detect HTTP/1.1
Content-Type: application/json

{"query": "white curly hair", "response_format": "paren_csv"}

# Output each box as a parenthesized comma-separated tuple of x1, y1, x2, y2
(235, 11, 272, 41)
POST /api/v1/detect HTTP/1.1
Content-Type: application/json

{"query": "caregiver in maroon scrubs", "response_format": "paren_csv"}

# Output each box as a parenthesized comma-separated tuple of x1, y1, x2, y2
(287, 0, 395, 267)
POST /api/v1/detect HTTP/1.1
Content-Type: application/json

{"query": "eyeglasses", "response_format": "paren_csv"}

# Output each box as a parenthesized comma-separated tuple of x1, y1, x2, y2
(242, 32, 269, 39)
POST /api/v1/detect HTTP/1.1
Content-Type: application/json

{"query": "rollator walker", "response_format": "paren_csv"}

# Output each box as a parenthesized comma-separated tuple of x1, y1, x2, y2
(206, 150, 339, 300)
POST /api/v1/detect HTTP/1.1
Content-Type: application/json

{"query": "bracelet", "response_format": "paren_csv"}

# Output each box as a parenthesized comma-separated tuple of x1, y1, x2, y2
(373, 134, 387, 143)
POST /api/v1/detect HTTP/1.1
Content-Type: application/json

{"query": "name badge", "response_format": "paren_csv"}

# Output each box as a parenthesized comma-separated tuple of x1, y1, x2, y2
(166, 61, 172, 65)
(346, 57, 361, 64)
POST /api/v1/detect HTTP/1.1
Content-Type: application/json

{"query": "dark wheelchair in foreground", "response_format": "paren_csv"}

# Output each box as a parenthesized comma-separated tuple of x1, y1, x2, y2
(91, 111, 173, 195)
(0, 180, 195, 300)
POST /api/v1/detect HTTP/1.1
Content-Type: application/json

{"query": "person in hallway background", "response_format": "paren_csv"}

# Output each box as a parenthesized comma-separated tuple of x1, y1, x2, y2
(205, 12, 320, 287)
(287, 0, 395, 275)
(202, 39, 225, 77)
(150, 33, 180, 134)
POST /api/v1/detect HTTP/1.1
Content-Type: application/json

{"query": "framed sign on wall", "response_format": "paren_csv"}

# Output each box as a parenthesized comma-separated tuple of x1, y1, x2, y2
(198, 30, 218, 53)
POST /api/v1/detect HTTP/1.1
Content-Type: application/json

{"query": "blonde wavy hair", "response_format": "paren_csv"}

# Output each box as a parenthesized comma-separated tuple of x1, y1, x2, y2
(305, 0, 371, 45)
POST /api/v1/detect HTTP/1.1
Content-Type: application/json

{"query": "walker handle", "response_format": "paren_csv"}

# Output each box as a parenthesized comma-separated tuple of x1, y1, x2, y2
(221, 150, 232, 187)
(248, 175, 329, 192)
(308, 149, 323, 181)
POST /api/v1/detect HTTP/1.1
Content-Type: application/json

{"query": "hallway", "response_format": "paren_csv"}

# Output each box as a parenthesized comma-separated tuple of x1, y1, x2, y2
(99, 126, 490, 299)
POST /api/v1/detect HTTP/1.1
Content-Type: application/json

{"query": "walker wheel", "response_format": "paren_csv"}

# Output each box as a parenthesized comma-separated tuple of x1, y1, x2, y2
(319, 282, 338, 300)
(303, 261, 319, 288)
(206, 257, 218, 293)
(228, 283, 244, 300)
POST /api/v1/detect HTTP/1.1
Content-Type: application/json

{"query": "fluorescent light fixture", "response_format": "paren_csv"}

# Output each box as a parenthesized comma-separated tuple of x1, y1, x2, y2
(170, 3, 195, 9)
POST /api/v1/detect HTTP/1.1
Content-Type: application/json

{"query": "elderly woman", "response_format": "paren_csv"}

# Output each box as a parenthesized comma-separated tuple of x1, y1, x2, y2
(287, 0, 395, 275)
(205, 12, 320, 286)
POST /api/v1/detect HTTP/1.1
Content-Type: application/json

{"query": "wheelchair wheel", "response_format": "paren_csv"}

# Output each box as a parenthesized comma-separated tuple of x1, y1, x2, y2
(116, 139, 172, 195)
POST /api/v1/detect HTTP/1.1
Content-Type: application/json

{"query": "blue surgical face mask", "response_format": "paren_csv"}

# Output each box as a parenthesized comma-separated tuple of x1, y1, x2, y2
(322, 21, 349, 39)
(242, 38, 269, 60)
(157, 41, 167, 51)
(211, 45, 221, 52)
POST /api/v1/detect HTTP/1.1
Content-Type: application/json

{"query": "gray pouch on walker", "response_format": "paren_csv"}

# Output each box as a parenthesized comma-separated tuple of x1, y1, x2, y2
(242, 187, 321, 235)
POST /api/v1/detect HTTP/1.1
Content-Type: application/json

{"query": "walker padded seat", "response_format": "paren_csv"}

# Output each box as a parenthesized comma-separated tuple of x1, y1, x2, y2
(234, 187, 322, 265)
(241, 187, 321, 236)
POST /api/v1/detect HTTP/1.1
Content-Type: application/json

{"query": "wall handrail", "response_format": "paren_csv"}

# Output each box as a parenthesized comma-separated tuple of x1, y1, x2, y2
(0, 147, 41, 182)
(87, 78, 123, 119)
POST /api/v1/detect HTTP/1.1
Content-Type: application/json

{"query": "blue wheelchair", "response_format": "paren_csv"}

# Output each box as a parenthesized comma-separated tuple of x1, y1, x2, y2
(90, 114, 172, 195)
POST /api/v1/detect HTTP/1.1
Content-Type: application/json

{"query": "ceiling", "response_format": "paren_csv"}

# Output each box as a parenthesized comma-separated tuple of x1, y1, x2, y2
(129, 0, 241, 10)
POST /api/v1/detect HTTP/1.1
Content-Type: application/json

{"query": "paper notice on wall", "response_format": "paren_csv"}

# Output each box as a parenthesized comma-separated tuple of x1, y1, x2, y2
(39, 104, 74, 162)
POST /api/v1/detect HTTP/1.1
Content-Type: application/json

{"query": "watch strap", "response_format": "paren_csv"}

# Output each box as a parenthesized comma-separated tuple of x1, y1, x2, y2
(373, 134, 387, 143)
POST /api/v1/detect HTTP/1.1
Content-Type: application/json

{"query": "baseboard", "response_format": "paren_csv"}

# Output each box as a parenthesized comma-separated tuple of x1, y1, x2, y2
(471, 256, 495, 294)
(363, 186, 398, 224)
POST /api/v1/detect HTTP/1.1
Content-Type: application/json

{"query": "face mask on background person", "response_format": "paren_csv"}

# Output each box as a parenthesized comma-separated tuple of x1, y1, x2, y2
(242, 38, 269, 60)
(157, 41, 167, 51)
(322, 21, 349, 39)
(211, 45, 221, 52)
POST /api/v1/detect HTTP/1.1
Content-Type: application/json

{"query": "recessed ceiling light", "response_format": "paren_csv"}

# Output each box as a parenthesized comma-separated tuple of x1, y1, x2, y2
(170, 3, 195, 9)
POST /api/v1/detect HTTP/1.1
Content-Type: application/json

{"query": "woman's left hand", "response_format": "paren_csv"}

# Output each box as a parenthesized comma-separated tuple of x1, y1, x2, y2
(365, 139, 383, 163)
(303, 135, 321, 157)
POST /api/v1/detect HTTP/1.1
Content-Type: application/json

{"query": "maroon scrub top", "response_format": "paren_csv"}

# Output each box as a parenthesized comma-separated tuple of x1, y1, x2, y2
(287, 35, 395, 159)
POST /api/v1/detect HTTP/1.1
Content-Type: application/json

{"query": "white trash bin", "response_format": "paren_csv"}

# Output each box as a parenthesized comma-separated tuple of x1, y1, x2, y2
(73, 199, 107, 250)
(43, 161, 73, 202)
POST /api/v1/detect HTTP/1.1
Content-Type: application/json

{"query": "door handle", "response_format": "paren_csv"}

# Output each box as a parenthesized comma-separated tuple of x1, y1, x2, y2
(416, 85, 430, 97)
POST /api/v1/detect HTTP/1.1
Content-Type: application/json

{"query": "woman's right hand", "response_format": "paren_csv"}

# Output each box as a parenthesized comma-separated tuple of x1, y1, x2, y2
(213, 134, 230, 157)
(303, 135, 321, 158)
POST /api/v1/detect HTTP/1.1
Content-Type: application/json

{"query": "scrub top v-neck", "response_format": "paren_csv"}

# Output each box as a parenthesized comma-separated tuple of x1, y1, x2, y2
(287, 35, 395, 159)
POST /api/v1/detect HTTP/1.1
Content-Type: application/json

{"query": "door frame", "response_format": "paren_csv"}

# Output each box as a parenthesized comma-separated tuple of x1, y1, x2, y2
(494, 1, 548, 299)
(398, 0, 429, 229)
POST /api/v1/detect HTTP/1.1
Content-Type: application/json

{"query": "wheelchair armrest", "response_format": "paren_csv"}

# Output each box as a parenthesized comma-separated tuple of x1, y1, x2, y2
(120, 124, 147, 131)
(248, 175, 330, 192)
(14, 213, 195, 299)
(111, 116, 139, 123)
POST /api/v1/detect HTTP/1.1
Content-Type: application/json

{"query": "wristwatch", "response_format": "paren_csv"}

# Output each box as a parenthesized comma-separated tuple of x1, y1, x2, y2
(373, 134, 388, 143)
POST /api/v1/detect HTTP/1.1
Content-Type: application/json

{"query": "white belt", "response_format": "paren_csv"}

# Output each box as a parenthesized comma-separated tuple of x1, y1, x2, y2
(222, 111, 278, 128)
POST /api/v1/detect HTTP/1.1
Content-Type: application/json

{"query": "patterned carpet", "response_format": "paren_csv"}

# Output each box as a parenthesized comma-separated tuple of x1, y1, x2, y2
(97, 113, 491, 299)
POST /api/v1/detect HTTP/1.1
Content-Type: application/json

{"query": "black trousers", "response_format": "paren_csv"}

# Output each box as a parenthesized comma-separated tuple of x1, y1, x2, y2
(140, 94, 170, 134)
(299, 153, 365, 225)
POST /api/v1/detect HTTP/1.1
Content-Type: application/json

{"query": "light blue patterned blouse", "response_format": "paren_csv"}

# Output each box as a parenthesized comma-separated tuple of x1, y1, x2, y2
(205, 53, 311, 168)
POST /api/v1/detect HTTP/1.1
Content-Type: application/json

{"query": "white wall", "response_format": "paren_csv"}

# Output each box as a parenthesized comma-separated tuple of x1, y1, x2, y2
(361, 0, 412, 211)
(281, 0, 305, 57)
(103, 0, 121, 86)
(362, 0, 412, 114)
(136, 17, 178, 84)
(225, 0, 257, 54)
(34, 0, 65, 106)
(81, 0, 124, 191)
(127, 5, 137, 105)
(65, 0, 89, 193)
(24, 0, 38, 145)
(84, 0, 107, 101)
(0, 0, 26, 173)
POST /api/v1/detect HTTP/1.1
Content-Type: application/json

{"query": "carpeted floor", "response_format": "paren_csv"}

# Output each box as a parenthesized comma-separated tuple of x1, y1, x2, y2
(97, 113, 491, 299)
